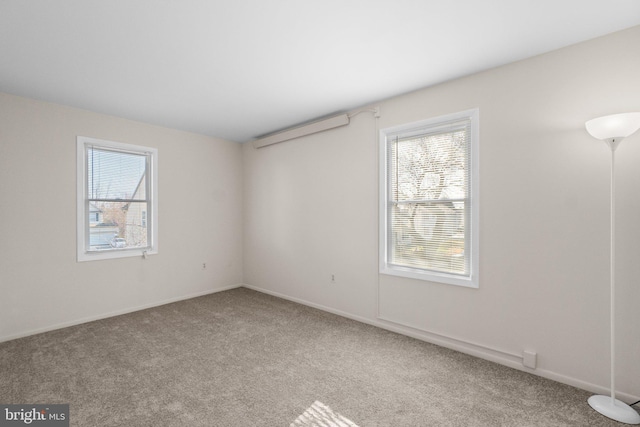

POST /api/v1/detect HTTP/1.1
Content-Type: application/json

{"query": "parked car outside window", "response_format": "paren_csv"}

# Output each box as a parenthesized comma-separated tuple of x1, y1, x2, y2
(110, 238, 126, 248)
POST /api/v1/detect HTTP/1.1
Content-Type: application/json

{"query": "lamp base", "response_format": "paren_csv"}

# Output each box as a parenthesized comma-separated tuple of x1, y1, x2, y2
(588, 395, 640, 424)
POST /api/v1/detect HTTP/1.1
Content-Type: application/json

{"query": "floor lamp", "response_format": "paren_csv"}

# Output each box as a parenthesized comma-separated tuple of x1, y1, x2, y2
(585, 112, 640, 425)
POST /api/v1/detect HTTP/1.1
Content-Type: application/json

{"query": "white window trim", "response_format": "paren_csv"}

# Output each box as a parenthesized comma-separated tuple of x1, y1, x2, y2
(378, 109, 479, 288)
(76, 136, 158, 262)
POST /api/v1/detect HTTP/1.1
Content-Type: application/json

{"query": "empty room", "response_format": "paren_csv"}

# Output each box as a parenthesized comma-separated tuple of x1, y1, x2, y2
(1, 1, 640, 426)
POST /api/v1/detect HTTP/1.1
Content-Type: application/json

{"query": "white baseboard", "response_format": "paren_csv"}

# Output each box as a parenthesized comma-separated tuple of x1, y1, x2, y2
(242, 284, 640, 403)
(0, 284, 242, 343)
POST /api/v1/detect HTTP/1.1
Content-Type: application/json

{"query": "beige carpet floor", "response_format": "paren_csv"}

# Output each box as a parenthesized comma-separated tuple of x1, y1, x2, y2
(0, 287, 635, 426)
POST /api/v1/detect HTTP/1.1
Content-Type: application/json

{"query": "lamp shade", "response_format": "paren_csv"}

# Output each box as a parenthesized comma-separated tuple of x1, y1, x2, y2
(585, 112, 640, 141)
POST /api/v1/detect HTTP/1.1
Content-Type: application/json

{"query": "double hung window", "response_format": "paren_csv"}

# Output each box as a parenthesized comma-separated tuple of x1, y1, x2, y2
(77, 136, 158, 261)
(379, 109, 478, 287)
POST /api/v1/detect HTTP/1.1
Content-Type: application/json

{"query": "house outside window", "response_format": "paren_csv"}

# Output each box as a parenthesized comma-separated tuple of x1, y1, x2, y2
(77, 136, 158, 261)
(379, 109, 479, 288)
(89, 205, 102, 224)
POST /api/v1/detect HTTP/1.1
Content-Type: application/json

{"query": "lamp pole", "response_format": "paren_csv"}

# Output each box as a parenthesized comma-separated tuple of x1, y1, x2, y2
(608, 139, 617, 406)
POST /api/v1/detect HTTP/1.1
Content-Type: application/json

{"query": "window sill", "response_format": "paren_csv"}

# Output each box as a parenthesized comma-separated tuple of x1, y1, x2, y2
(77, 247, 157, 262)
(380, 264, 478, 288)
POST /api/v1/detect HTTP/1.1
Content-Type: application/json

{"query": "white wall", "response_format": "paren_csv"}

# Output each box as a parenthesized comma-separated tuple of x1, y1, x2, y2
(0, 92, 243, 341)
(243, 26, 640, 398)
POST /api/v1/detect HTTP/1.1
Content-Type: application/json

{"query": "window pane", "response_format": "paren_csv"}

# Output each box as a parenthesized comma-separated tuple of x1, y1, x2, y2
(88, 201, 148, 251)
(390, 201, 467, 275)
(88, 147, 147, 200)
(390, 126, 469, 203)
(387, 120, 470, 276)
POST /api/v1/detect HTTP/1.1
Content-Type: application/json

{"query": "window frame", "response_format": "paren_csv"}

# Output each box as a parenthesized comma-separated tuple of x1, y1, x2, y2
(76, 136, 158, 262)
(379, 109, 479, 288)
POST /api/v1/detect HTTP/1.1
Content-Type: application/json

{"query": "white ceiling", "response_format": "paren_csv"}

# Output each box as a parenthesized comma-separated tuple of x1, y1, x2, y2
(1, 1, 639, 143)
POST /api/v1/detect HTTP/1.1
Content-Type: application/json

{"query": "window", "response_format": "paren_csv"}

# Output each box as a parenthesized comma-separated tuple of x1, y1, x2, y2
(379, 109, 478, 287)
(77, 136, 158, 261)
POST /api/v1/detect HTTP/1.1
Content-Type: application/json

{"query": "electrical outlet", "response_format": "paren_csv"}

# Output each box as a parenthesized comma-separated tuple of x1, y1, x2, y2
(202, 263, 206, 269)
(331, 274, 336, 283)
